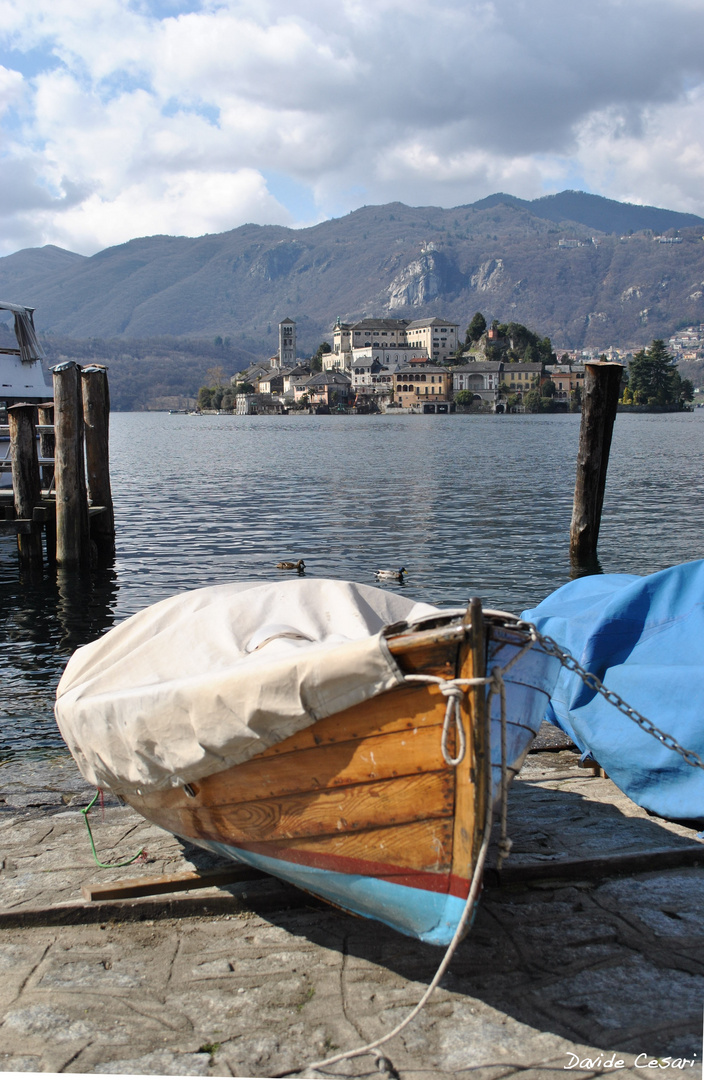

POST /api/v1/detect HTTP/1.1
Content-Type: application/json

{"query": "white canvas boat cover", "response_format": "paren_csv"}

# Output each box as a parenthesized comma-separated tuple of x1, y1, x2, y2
(55, 579, 441, 795)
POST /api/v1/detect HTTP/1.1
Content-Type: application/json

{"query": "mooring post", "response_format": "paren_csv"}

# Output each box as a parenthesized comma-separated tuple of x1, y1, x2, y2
(81, 365, 116, 561)
(53, 361, 91, 569)
(570, 361, 623, 563)
(7, 403, 43, 571)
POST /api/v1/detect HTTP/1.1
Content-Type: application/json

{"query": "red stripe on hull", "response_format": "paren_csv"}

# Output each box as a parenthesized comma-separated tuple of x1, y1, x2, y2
(226, 837, 472, 898)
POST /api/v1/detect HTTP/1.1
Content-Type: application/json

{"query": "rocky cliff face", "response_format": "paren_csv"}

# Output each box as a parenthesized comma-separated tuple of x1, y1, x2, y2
(470, 258, 506, 292)
(387, 248, 465, 308)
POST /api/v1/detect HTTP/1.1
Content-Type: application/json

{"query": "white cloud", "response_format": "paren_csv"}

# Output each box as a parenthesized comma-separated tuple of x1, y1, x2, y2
(572, 88, 704, 215)
(1, 0, 704, 256)
(33, 168, 291, 252)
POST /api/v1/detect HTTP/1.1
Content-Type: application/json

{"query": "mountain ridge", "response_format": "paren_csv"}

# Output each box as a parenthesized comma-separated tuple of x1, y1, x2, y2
(1, 190, 703, 356)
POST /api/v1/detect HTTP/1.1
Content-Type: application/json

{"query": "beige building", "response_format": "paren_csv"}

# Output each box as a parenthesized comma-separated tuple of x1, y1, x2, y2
(349, 344, 427, 369)
(404, 318, 459, 362)
(331, 318, 407, 367)
(392, 360, 451, 409)
(331, 316, 459, 368)
(502, 363, 543, 394)
(546, 364, 585, 402)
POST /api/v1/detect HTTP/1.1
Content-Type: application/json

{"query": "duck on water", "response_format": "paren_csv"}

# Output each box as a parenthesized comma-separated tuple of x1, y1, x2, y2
(375, 566, 406, 582)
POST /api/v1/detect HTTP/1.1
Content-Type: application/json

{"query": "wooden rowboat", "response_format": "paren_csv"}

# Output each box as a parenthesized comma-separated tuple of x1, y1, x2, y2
(121, 600, 558, 945)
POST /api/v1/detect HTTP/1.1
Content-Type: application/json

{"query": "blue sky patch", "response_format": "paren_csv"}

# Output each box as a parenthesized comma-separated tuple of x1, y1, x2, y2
(0, 43, 61, 80)
(263, 172, 320, 224)
(161, 98, 220, 125)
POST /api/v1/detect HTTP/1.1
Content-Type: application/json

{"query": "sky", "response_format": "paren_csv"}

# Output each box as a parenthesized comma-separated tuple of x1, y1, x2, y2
(1, 0, 704, 257)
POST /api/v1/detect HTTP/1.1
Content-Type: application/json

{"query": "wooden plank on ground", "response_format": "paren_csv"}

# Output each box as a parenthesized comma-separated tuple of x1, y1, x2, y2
(485, 843, 704, 887)
(82, 864, 268, 902)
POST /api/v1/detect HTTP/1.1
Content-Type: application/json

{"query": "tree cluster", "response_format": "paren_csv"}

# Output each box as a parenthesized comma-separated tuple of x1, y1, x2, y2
(487, 320, 556, 365)
(623, 339, 694, 407)
(198, 384, 238, 411)
(310, 341, 331, 373)
(456, 312, 556, 366)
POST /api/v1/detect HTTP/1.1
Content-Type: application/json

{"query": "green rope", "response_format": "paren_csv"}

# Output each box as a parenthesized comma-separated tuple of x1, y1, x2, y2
(81, 790, 145, 869)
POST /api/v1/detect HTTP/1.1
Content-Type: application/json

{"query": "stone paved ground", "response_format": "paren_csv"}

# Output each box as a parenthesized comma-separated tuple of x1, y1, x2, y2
(0, 745, 702, 1079)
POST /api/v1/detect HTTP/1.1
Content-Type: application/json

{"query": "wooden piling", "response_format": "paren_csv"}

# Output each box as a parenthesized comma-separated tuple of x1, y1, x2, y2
(81, 365, 115, 561)
(570, 361, 623, 563)
(53, 361, 91, 569)
(7, 403, 43, 571)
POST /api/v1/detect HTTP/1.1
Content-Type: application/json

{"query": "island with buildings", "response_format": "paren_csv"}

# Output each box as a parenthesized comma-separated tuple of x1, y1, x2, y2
(198, 315, 698, 416)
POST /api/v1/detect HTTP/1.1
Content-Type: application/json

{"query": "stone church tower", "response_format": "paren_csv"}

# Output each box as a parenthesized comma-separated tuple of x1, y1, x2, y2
(278, 318, 296, 368)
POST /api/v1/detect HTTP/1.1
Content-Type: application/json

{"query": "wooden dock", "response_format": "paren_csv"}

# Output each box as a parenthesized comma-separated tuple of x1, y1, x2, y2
(0, 361, 115, 571)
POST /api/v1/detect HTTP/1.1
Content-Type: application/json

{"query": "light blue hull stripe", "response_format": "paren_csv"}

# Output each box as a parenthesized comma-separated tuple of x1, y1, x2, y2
(197, 839, 473, 946)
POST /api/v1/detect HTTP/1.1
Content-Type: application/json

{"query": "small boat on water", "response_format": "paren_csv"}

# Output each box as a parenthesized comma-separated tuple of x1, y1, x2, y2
(0, 300, 53, 488)
(55, 579, 560, 944)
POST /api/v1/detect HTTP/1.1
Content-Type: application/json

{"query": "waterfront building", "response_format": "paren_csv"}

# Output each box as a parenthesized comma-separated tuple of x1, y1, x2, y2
(236, 393, 284, 415)
(350, 355, 385, 391)
(392, 360, 451, 409)
(294, 371, 352, 408)
(545, 364, 585, 402)
(453, 361, 503, 405)
(501, 362, 543, 393)
(349, 354, 394, 400)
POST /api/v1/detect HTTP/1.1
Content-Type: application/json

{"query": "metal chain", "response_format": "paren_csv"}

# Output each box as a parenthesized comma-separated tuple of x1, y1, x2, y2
(514, 619, 704, 773)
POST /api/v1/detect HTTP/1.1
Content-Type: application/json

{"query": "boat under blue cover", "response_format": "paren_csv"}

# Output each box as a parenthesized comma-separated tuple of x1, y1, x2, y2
(522, 559, 704, 823)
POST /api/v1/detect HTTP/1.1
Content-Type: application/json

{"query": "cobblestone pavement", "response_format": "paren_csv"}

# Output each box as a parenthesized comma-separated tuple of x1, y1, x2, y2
(0, 747, 702, 1079)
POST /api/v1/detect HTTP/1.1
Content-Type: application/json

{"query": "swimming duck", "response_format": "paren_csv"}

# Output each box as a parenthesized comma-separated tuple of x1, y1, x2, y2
(375, 566, 407, 581)
(276, 559, 306, 573)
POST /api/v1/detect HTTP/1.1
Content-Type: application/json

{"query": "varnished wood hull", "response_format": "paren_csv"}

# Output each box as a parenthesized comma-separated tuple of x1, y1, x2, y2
(127, 610, 557, 944)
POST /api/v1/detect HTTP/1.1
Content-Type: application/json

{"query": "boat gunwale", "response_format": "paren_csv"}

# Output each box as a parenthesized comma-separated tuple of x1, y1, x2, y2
(384, 611, 530, 663)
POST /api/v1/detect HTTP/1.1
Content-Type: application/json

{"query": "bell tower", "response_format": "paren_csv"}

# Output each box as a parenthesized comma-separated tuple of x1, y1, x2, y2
(278, 318, 296, 368)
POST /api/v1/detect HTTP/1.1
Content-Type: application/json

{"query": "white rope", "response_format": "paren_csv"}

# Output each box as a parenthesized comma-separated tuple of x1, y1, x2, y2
(403, 673, 490, 767)
(439, 683, 466, 766)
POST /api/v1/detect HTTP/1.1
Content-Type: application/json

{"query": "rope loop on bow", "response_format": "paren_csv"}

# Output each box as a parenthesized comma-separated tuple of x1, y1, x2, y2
(403, 673, 490, 767)
(439, 680, 466, 766)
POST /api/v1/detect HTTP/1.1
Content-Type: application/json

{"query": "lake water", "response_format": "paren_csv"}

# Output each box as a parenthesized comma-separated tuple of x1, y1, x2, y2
(1, 409, 703, 768)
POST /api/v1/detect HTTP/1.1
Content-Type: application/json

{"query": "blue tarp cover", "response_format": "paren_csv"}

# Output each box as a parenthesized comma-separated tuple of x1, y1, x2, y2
(522, 560, 704, 823)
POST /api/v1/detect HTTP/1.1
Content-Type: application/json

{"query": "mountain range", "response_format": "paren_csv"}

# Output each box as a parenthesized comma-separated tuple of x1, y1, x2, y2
(1, 190, 703, 408)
